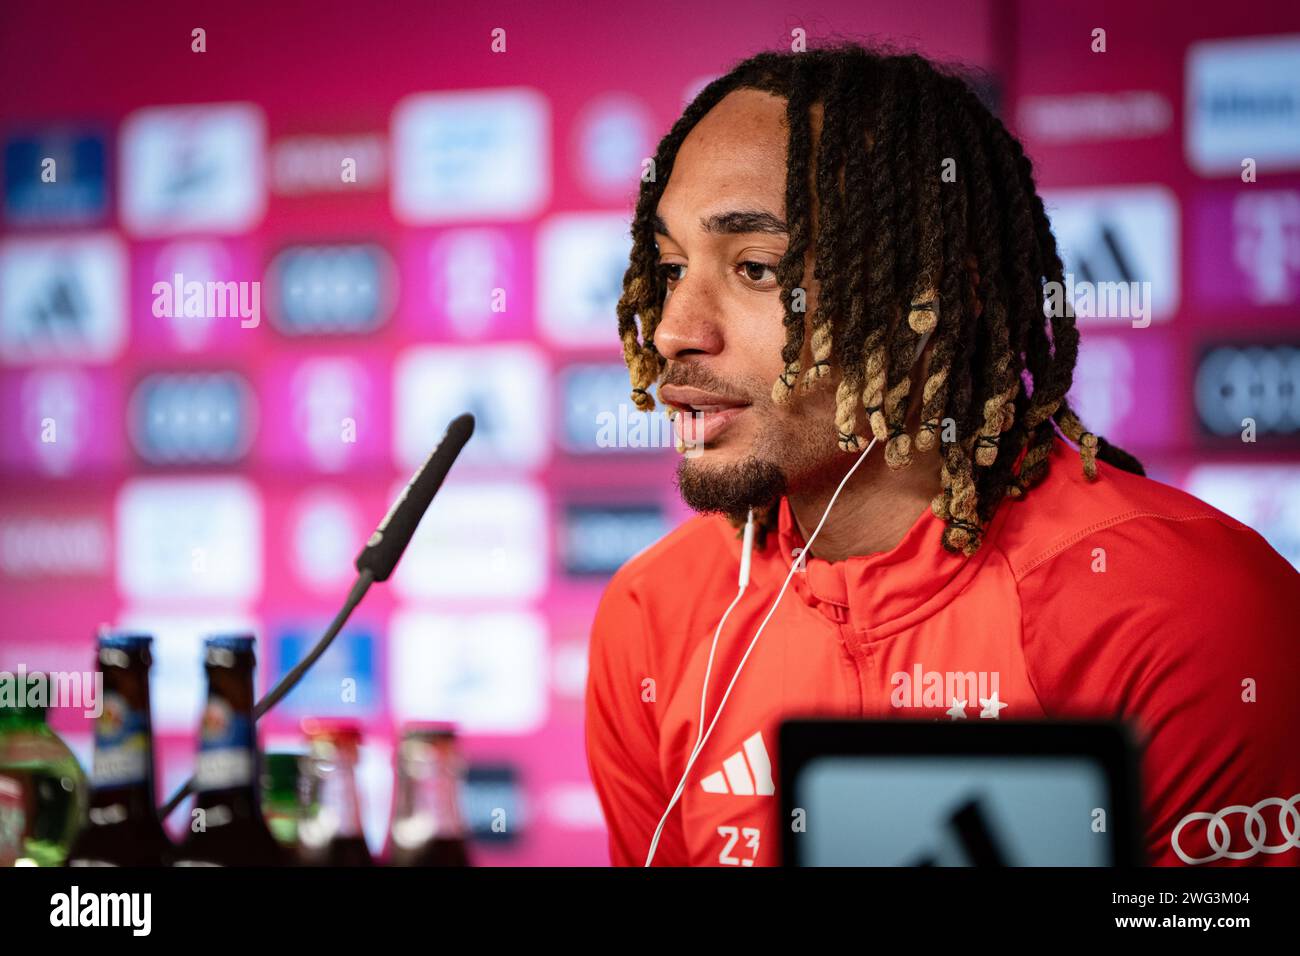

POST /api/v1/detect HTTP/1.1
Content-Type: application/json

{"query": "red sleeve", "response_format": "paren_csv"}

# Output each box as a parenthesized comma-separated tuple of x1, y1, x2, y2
(585, 571, 688, 866)
(1019, 516, 1300, 866)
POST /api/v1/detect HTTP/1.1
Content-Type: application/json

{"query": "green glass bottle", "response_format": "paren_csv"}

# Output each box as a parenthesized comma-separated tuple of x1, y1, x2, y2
(261, 752, 306, 862)
(0, 680, 88, 866)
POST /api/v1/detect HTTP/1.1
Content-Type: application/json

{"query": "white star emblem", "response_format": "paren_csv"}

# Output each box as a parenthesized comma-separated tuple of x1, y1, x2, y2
(979, 691, 1007, 719)
(946, 698, 968, 720)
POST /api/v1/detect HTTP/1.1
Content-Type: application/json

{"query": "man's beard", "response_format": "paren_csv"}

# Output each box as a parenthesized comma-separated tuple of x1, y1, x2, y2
(660, 358, 840, 523)
(675, 455, 788, 523)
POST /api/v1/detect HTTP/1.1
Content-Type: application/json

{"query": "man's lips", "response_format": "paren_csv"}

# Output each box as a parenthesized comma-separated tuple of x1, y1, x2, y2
(657, 384, 750, 413)
(657, 384, 751, 447)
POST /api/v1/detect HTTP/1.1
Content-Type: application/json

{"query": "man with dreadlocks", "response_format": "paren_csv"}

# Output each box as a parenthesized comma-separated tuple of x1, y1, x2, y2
(584, 44, 1299, 867)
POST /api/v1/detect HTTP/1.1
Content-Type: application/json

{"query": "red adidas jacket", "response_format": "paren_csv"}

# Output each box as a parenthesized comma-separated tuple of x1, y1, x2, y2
(585, 435, 1300, 866)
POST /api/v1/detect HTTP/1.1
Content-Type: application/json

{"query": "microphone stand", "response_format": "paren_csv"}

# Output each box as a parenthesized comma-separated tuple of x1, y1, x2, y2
(157, 411, 474, 822)
(159, 568, 375, 820)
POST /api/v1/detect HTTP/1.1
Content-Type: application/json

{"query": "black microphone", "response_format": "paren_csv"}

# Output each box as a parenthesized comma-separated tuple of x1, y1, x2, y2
(355, 412, 475, 581)
(159, 412, 476, 819)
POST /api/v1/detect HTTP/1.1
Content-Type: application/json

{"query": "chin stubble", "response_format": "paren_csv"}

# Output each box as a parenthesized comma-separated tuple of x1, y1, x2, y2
(674, 455, 789, 523)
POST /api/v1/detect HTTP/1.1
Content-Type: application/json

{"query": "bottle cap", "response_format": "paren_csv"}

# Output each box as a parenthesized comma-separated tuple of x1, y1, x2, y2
(301, 717, 363, 745)
(98, 632, 153, 649)
(302, 718, 363, 762)
(204, 634, 256, 651)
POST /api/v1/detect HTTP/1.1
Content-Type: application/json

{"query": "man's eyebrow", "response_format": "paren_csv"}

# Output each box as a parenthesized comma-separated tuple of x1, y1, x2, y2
(703, 209, 788, 235)
(652, 209, 788, 239)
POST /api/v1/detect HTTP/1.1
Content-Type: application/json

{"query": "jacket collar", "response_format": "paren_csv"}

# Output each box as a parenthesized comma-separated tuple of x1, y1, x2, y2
(766, 439, 1041, 634)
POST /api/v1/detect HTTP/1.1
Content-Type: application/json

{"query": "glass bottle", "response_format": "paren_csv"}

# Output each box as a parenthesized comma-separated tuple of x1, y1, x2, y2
(386, 723, 471, 867)
(299, 719, 372, 866)
(261, 752, 307, 862)
(0, 674, 87, 866)
(68, 633, 172, 866)
(173, 635, 282, 866)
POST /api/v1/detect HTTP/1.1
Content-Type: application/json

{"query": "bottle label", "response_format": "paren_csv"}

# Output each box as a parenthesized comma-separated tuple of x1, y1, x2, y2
(194, 698, 254, 791)
(91, 692, 150, 787)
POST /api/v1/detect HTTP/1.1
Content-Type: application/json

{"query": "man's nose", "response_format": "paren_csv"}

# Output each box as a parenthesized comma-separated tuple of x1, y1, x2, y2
(649, 275, 725, 361)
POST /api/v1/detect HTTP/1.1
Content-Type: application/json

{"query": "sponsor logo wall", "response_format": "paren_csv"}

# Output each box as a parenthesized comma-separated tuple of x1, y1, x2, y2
(1013, 7, 1300, 569)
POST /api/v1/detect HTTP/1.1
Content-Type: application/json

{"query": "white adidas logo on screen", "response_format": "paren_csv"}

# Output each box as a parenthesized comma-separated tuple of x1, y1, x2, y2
(700, 730, 774, 796)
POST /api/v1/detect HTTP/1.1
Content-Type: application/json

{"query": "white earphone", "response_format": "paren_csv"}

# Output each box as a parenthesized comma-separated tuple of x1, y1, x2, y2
(644, 327, 935, 866)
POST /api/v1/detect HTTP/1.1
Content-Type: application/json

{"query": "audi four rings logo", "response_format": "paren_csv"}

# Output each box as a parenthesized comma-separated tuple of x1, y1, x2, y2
(1171, 792, 1300, 864)
(1194, 344, 1300, 438)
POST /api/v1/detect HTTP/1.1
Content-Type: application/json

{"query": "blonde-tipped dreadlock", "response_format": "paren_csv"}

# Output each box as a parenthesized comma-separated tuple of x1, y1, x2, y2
(615, 44, 1146, 555)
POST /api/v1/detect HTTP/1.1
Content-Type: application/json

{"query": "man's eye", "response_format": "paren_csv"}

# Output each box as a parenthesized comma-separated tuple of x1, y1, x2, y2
(657, 263, 685, 285)
(739, 261, 777, 285)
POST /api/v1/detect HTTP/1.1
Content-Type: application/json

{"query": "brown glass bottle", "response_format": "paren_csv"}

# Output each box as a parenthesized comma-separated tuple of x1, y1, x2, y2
(68, 633, 173, 866)
(173, 635, 282, 867)
(386, 724, 471, 867)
